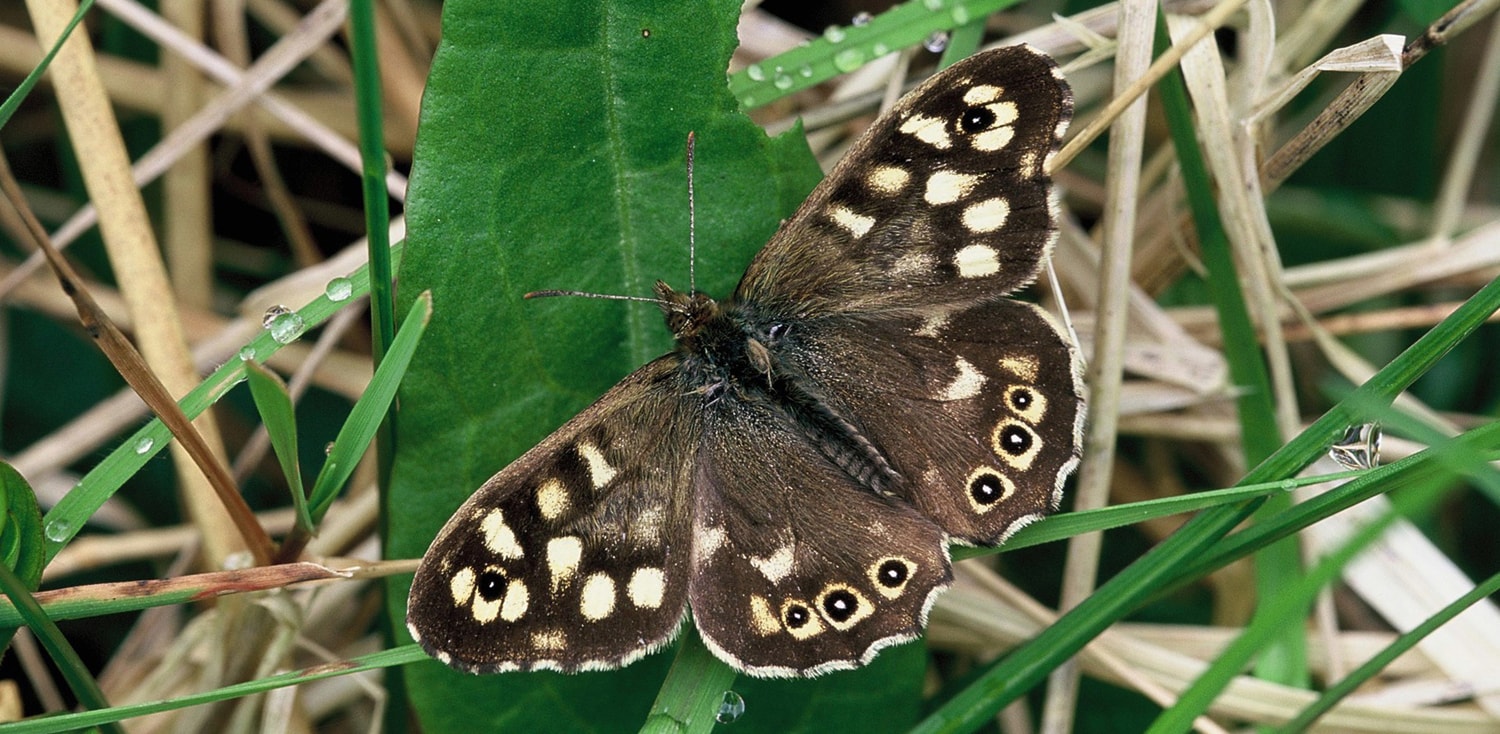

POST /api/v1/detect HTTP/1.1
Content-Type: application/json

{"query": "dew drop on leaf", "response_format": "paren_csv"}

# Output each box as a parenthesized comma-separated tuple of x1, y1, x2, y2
(133, 436, 155, 455)
(325, 277, 353, 302)
(923, 31, 950, 53)
(833, 48, 866, 72)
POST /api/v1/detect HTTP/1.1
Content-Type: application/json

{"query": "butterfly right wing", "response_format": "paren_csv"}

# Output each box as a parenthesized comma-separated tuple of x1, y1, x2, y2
(406, 357, 702, 673)
(735, 45, 1071, 319)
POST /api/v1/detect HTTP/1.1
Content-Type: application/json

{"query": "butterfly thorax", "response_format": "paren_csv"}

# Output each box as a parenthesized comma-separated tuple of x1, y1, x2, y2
(653, 280, 903, 497)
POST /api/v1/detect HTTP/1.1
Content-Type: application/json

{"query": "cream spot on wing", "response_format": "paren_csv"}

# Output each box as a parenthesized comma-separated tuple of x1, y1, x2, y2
(974, 125, 1015, 152)
(963, 84, 1003, 105)
(914, 306, 956, 337)
(1019, 150, 1041, 177)
(535, 478, 569, 520)
(899, 113, 951, 149)
(481, 509, 524, 559)
(633, 506, 665, 537)
(867, 165, 910, 194)
(750, 595, 781, 636)
(500, 579, 528, 622)
(924, 170, 981, 205)
(546, 535, 583, 592)
(750, 545, 795, 583)
(695, 524, 727, 560)
(962, 197, 1010, 233)
(954, 244, 1001, 278)
(627, 567, 666, 609)
(449, 567, 476, 606)
(890, 252, 935, 277)
(580, 572, 616, 620)
(829, 205, 875, 238)
(1000, 355, 1040, 381)
(532, 629, 566, 651)
(577, 442, 616, 488)
(939, 357, 986, 400)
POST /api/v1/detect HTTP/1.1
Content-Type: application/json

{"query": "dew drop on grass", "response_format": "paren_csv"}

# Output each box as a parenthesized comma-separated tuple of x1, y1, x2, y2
(774, 73, 794, 90)
(716, 691, 745, 724)
(833, 48, 866, 72)
(852, 11, 873, 26)
(262, 304, 292, 328)
(266, 311, 305, 344)
(923, 0, 946, 9)
(43, 518, 73, 543)
(822, 25, 846, 43)
(746, 64, 765, 82)
(325, 277, 353, 302)
(238, 345, 256, 361)
(133, 436, 155, 454)
(923, 31, 950, 53)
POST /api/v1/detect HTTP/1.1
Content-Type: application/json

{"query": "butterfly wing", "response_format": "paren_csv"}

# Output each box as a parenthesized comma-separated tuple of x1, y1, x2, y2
(735, 45, 1071, 318)
(689, 392, 953, 677)
(774, 299, 1084, 545)
(406, 358, 702, 673)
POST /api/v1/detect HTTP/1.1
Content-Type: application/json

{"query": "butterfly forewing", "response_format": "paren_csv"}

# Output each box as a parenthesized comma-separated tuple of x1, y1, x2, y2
(736, 45, 1072, 318)
(406, 359, 700, 673)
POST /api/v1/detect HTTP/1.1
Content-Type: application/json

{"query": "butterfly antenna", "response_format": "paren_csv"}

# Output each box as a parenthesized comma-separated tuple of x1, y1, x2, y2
(686, 131, 697, 295)
(524, 290, 670, 307)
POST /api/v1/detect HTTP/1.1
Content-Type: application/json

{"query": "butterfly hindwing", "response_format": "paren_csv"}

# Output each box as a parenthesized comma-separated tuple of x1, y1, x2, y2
(405, 359, 700, 673)
(689, 393, 953, 677)
(774, 299, 1085, 545)
(736, 45, 1071, 317)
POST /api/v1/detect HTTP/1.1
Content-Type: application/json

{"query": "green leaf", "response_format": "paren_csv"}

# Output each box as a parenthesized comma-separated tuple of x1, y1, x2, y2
(245, 361, 311, 531)
(382, 0, 887, 731)
(0, 461, 46, 649)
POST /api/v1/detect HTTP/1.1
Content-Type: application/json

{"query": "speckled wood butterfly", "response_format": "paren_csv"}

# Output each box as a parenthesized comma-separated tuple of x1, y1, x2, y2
(406, 45, 1082, 678)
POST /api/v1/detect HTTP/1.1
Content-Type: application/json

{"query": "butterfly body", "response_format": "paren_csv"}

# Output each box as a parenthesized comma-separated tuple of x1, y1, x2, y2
(408, 45, 1082, 678)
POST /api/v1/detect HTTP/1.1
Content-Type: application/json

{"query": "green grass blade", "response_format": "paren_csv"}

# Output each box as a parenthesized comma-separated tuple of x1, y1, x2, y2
(642, 627, 739, 733)
(0, 0, 93, 129)
(1, 645, 429, 733)
(1274, 570, 1500, 732)
(728, 0, 1023, 108)
(1146, 435, 1497, 732)
(245, 361, 311, 531)
(309, 291, 432, 523)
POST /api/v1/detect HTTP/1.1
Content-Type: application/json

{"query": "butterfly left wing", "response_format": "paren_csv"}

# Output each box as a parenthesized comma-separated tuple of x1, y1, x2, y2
(406, 358, 702, 673)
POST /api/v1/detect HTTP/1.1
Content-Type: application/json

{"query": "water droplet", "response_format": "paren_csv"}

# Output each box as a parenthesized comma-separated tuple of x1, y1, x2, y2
(325, 277, 353, 302)
(261, 304, 292, 329)
(773, 73, 794, 90)
(798, 64, 814, 78)
(923, 0, 946, 10)
(716, 691, 745, 724)
(43, 518, 73, 543)
(746, 63, 765, 82)
(238, 345, 256, 361)
(822, 25, 846, 43)
(133, 436, 155, 454)
(923, 31, 950, 53)
(266, 311, 305, 344)
(873, 42, 891, 56)
(325, 441, 336, 456)
(951, 6, 971, 24)
(852, 11, 873, 26)
(833, 48, 866, 72)
(1329, 423, 1382, 470)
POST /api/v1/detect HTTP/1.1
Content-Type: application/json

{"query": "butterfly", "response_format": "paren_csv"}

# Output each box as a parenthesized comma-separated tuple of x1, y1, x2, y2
(406, 44, 1082, 678)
